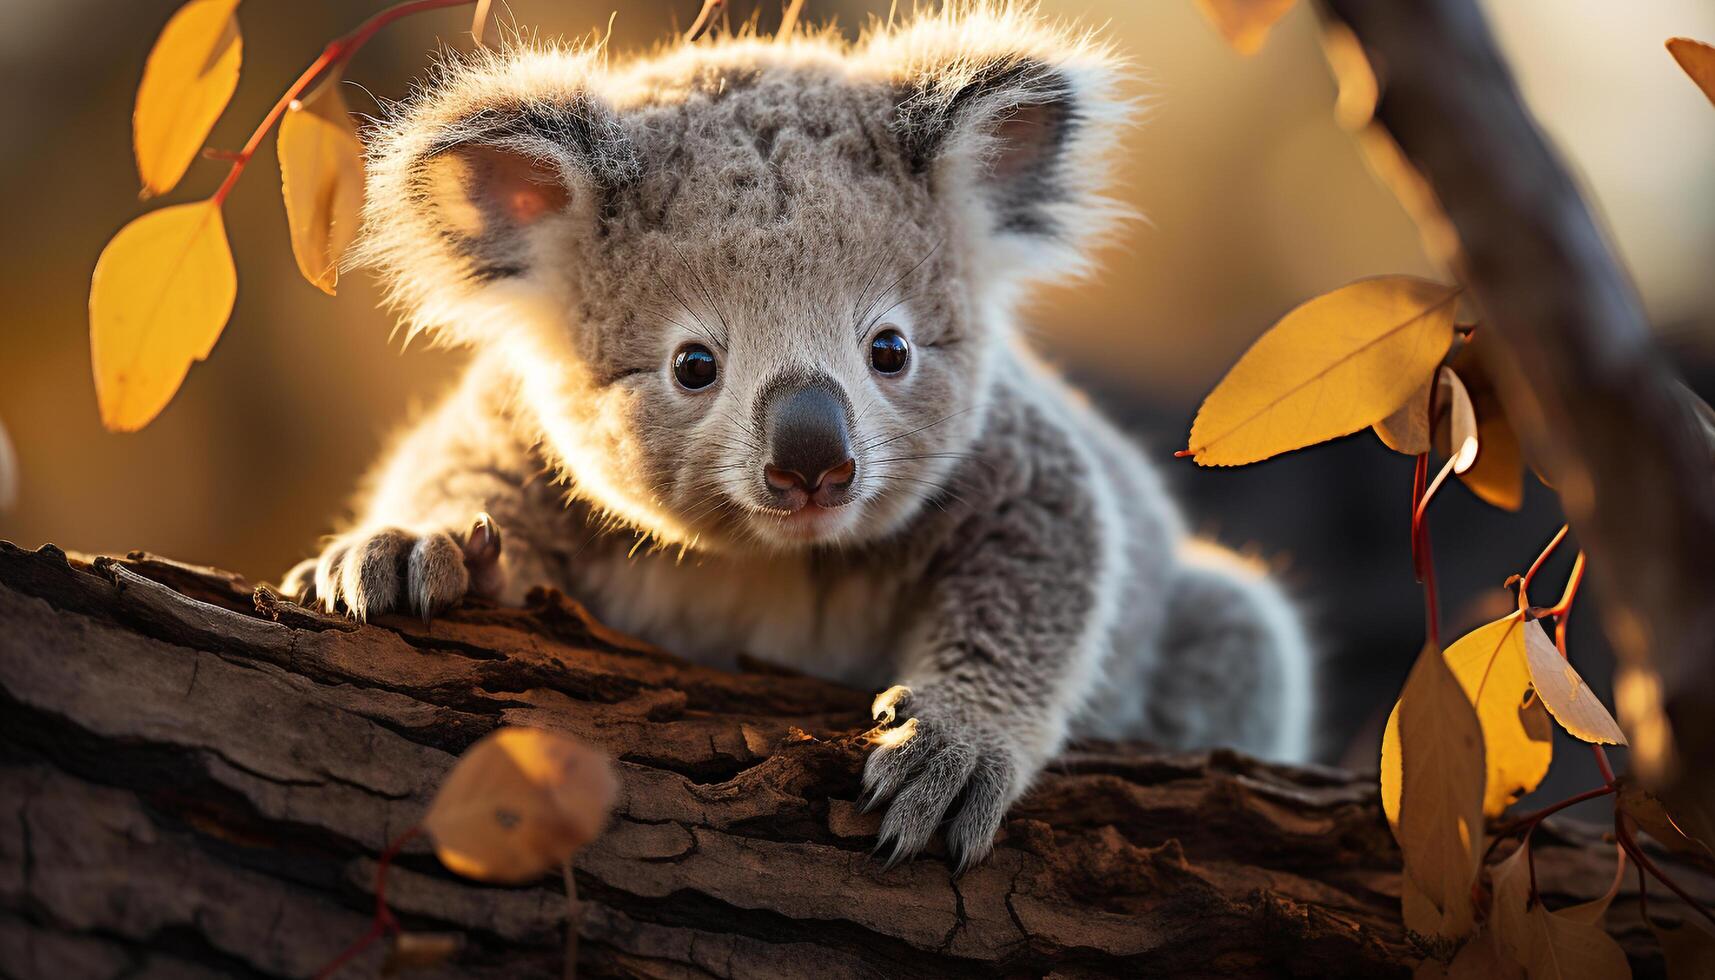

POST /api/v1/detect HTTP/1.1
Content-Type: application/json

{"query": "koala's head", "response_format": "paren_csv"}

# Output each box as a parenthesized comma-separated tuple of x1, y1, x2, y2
(360, 4, 1129, 554)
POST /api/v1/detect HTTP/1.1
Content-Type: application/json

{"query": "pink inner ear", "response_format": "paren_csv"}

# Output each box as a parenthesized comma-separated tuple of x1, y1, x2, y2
(472, 145, 571, 226)
(988, 102, 1060, 182)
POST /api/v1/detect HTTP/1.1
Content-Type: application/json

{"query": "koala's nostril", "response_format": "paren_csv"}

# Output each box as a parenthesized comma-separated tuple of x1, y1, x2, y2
(764, 464, 806, 492)
(818, 458, 856, 491)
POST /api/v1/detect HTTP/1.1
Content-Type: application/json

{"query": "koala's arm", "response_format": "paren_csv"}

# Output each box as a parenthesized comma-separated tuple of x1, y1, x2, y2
(283, 363, 550, 617)
(862, 422, 1117, 869)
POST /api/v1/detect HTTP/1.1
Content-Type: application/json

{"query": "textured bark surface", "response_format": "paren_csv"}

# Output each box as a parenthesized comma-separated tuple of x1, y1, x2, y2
(0, 542, 1708, 978)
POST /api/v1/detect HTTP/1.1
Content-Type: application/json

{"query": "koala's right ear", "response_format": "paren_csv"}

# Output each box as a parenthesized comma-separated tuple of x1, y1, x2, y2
(421, 142, 572, 245)
(404, 102, 638, 282)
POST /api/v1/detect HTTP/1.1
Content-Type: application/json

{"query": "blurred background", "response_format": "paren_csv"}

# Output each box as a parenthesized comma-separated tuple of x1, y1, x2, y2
(2, 0, 1712, 794)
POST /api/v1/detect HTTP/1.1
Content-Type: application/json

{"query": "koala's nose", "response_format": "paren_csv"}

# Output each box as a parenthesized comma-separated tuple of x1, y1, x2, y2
(761, 378, 856, 505)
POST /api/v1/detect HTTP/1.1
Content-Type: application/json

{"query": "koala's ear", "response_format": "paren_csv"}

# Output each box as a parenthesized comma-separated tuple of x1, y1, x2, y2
(421, 142, 572, 242)
(390, 101, 640, 283)
(873, 11, 1131, 281)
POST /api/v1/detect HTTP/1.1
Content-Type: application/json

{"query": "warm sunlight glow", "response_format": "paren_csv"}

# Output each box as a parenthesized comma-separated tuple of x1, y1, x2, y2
(1453, 435, 1479, 474)
(871, 685, 912, 726)
(871, 716, 919, 750)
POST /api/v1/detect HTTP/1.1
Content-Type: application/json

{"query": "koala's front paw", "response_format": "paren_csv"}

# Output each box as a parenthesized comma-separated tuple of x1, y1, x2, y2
(861, 685, 1031, 871)
(282, 513, 503, 621)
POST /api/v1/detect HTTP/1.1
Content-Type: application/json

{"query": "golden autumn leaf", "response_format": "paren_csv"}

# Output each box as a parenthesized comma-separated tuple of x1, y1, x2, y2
(1522, 620, 1627, 745)
(1394, 641, 1485, 940)
(1374, 375, 1432, 455)
(1488, 844, 1631, 980)
(89, 201, 237, 432)
(1618, 781, 1715, 866)
(133, 0, 243, 199)
(423, 727, 616, 885)
(1382, 615, 1551, 824)
(1668, 38, 1715, 109)
(1652, 916, 1715, 980)
(278, 78, 365, 295)
(1194, 0, 1297, 56)
(1187, 277, 1459, 466)
(1450, 334, 1526, 510)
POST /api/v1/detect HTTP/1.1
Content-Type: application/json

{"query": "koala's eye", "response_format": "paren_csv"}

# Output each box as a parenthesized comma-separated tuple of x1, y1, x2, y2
(673, 344, 718, 390)
(870, 329, 910, 375)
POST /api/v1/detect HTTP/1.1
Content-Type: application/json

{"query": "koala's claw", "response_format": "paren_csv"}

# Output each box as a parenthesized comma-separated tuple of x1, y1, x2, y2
(282, 516, 504, 621)
(862, 697, 1023, 872)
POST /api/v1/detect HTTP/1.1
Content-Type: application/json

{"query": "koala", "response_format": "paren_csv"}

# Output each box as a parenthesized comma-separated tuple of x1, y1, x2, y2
(283, 3, 1315, 869)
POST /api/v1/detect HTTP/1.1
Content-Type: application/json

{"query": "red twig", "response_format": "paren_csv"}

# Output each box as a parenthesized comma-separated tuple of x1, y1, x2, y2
(1490, 784, 1617, 842)
(1618, 825, 1715, 929)
(211, 0, 476, 206)
(1592, 744, 1615, 786)
(313, 825, 423, 979)
(1516, 524, 1569, 610)
(1410, 453, 1428, 579)
(1411, 454, 1455, 646)
(1545, 551, 1586, 620)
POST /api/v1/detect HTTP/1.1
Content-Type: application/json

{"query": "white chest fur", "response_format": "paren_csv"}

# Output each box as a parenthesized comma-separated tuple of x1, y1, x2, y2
(568, 547, 904, 690)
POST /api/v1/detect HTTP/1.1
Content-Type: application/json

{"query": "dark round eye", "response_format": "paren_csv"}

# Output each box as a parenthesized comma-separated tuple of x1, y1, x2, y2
(870, 329, 910, 375)
(673, 344, 718, 390)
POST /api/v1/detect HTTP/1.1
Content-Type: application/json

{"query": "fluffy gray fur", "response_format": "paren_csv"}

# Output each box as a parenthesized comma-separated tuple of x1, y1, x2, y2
(283, 3, 1315, 869)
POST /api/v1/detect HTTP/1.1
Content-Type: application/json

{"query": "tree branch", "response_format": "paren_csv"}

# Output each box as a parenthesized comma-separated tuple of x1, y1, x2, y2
(1319, 0, 1715, 820)
(0, 542, 1706, 975)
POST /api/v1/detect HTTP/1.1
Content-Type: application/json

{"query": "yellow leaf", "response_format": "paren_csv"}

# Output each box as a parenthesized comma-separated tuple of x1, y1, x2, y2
(89, 201, 236, 432)
(278, 79, 365, 295)
(1194, 0, 1297, 56)
(1395, 641, 1485, 940)
(1375, 375, 1432, 455)
(1668, 38, 1715, 109)
(1652, 916, 1715, 980)
(1522, 620, 1627, 745)
(1188, 277, 1458, 466)
(1383, 615, 1551, 824)
(133, 0, 243, 198)
(423, 727, 616, 885)
(1618, 781, 1715, 866)
(1451, 334, 1526, 510)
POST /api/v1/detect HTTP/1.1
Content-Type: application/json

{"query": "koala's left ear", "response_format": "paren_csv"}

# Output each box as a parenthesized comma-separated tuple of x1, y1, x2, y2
(874, 12, 1131, 282)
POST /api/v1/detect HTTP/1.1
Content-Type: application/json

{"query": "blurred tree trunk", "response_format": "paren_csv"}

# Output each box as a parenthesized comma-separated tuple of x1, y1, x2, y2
(1319, 0, 1715, 824)
(1, 543, 1708, 978)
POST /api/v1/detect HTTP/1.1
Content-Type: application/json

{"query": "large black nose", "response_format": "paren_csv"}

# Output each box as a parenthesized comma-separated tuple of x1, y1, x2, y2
(761, 377, 856, 507)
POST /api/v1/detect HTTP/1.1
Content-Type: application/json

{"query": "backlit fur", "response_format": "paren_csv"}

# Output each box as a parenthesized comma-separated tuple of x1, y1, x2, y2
(286, 3, 1315, 869)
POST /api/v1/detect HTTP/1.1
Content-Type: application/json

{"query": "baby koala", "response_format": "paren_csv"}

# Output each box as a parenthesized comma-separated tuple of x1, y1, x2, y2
(284, 4, 1314, 869)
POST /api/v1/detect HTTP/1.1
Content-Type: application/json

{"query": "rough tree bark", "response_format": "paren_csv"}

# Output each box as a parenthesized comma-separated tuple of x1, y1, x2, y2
(1, 542, 1709, 978)
(1320, 0, 1715, 820)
